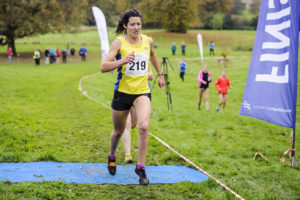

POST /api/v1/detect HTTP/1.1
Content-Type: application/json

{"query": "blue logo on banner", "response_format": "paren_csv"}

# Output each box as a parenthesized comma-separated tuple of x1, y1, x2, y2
(240, 0, 299, 128)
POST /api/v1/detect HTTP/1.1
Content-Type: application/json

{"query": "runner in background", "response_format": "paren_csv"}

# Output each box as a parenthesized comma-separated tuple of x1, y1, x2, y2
(197, 64, 211, 111)
(215, 71, 232, 112)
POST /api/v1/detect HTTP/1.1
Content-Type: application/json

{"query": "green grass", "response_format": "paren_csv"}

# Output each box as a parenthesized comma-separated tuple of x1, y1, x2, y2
(0, 29, 299, 199)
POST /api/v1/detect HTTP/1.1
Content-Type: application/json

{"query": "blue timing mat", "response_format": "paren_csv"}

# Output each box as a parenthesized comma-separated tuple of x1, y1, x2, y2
(0, 162, 209, 185)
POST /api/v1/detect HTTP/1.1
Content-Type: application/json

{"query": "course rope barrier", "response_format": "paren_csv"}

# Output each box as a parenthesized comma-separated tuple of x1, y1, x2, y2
(253, 152, 269, 161)
(280, 149, 296, 163)
(78, 72, 110, 110)
(79, 72, 245, 200)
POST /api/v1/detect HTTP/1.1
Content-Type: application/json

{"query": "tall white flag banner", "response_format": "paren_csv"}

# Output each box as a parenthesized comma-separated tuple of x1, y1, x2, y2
(197, 34, 204, 63)
(92, 6, 110, 59)
(240, 0, 299, 128)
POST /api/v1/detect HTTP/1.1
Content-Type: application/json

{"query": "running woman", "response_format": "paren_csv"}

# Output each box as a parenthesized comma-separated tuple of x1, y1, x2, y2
(101, 9, 165, 185)
(215, 71, 232, 112)
(197, 64, 211, 110)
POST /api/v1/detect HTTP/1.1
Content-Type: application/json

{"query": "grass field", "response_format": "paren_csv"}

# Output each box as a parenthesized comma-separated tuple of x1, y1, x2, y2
(0, 29, 299, 199)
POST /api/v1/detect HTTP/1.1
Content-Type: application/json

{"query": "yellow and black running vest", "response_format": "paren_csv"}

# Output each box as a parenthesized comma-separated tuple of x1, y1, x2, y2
(114, 34, 151, 94)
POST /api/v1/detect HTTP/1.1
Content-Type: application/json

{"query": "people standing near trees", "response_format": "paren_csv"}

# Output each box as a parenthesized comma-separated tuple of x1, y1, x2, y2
(171, 42, 176, 55)
(49, 48, 55, 64)
(70, 47, 75, 61)
(101, 9, 165, 185)
(181, 41, 186, 56)
(56, 48, 60, 64)
(7, 47, 13, 65)
(33, 47, 41, 65)
(53, 46, 57, 63)
(197, 64, 211, 111)
(215, 71, 232, 112)
(209, 41, 215, 56)
(79, 45, 87, 61)
(62, 49, 67, 63)
(44, 48, 50, 65)
(179, 59, 186, 83)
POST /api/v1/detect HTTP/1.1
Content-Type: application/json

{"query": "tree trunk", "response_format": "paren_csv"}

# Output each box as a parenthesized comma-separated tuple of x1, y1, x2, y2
(6, 35, 16, 56)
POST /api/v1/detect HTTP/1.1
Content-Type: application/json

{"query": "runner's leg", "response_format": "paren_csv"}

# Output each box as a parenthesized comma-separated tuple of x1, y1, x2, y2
(122, 113, 132, 156)
(222, 94, 227, 112)
(133, 96, 151, 166)
(198, 88, 203, 110)
(110, 109, 130, 157)
(205, 88, 210, 110)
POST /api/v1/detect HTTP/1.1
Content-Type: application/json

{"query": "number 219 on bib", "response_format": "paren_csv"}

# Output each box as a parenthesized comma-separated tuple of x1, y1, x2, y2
(126, 53, 148, 76)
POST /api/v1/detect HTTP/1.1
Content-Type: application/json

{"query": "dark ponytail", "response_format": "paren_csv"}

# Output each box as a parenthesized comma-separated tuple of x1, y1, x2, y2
(115, 9, 142, 34)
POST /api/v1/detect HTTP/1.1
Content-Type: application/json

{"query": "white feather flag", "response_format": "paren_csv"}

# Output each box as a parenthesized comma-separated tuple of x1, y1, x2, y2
(92, 6, 110, 59)
(197, 33, 203, 63)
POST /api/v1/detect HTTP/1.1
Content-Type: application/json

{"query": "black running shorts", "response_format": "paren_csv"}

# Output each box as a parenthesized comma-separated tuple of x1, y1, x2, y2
(111, 91, 151, 111)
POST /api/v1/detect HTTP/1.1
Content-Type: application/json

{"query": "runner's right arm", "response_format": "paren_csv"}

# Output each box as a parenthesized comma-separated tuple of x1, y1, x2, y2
(101, 39, 135, 72)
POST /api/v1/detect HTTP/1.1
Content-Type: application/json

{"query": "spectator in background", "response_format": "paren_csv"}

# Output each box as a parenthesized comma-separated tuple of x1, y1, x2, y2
(44, 48, 50, 64)
(171, 42, 176, 55)
(49, 48, 55, 64)
(70, 47, 75, 61)
(209, 41, 215, 56)
(7, 47, 13, 64)
(53, 46, 57, 63)
(56, 48, 60, 64)
(181, 41, 186, 56)
(33, 47, 41, 65)
(179, 58, 186, 83)
(62, 49, 67, 63)
(79, 45, 87, 62)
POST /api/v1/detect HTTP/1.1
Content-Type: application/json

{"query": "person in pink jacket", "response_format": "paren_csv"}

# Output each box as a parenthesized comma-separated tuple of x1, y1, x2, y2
(197, 64, 211, 110)
(56, 48, 60, 64)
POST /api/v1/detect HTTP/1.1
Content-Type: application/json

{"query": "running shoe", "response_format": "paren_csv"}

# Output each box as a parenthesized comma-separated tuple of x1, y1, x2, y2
(107, 156, 116, 175)
(135, 166, 149, 185)
(125, 153, 133, 163)
(216, 106, 219, 112)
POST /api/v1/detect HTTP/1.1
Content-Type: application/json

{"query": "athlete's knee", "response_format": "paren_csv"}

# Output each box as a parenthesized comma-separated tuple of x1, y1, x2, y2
(138, 122, 149, 135)
(114, 128, 125, 136)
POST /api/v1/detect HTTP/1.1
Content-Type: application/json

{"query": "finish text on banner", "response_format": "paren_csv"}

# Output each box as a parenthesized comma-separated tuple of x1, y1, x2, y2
(240, 0, 299, 128)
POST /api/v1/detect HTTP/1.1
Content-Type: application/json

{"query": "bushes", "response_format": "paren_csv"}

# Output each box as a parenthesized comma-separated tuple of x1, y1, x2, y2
(204, 13, 258, 30)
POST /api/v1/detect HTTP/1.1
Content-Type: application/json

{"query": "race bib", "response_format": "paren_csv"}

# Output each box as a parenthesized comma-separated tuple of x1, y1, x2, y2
(125, 53, 148, 76)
